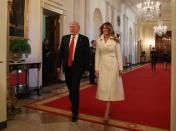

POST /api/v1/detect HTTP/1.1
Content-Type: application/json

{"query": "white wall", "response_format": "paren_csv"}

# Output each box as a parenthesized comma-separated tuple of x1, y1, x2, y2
(125, 8, 137, 64)
(93, 8, 103, 40)
(62, 0, 74, 34)
(142, 23, 155, 61)
(119, 2, 137, 65)
(86, 0, 137, 65)
(86, 0, 123, 41)
(28, 0, 42, 59)
(86, 0, 106, 41)
(28, 0, 42, 86)
(73, 0, 86, 34)
(0, 0, 7, 126)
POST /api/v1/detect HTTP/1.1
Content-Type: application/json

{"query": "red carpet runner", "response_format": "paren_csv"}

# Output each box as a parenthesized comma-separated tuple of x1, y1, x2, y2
(27, 64, 171, 130)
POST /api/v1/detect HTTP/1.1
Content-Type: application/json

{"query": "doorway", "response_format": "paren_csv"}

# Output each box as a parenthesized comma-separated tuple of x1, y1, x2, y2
(42, 9, 60, 86)
(155, 31, 171, 62)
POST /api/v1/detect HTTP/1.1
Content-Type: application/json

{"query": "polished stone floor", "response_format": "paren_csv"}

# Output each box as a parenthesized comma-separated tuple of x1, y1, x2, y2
(4, 108, 128, 131)
(3, 80, 128, 131)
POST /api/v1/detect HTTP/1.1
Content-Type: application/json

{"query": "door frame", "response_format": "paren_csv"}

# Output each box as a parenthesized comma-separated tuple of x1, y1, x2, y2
(41, 0, 64, 84)
(0, 0, 8, 129)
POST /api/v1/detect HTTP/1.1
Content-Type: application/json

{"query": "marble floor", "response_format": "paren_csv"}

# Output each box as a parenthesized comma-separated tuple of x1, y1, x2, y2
(3, 79, 129, 131)
(3, 108, 128, 131)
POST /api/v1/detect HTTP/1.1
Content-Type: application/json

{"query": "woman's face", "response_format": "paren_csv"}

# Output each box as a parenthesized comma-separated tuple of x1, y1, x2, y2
(102, 25, 110, 35)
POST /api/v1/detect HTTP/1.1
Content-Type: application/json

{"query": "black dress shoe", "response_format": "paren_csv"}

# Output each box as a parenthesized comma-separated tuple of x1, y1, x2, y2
(71, 115, 78, 122)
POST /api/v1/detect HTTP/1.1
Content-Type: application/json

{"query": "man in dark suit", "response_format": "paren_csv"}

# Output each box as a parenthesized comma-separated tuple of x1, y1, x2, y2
(57, 21, 90, 122)
(89, 40, 96, 84)
(150, 47, 157, 70)
(163, 49, 169, 70)
(42, 38, 51, 85)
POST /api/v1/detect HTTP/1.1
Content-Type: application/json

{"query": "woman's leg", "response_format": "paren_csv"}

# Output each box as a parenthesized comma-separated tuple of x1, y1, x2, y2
(104, 101, 111, 121)
(109, 102, 112, 115)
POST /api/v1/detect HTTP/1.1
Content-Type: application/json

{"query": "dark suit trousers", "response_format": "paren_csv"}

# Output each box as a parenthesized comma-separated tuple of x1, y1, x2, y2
(89, 64, 95, 83)
(151, 60, 156, 70)
(64, 62, 82, 116)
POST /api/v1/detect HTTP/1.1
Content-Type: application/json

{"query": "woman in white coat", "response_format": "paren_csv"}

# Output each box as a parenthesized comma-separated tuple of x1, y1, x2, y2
(95, 22, 124, 123)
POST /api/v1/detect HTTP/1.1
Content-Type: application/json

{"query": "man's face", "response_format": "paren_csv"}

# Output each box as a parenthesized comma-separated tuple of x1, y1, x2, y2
(45, 40, 49, 45)
(92, 41, 96, 47)
(69, 23, 80, 35)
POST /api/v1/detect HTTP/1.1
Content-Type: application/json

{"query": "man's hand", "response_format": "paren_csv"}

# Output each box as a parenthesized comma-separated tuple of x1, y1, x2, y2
(57, 68, 61, 79)
(57, 68, 61, 73)
(84, 70, 89, 76)
(95, 70, 99, 77)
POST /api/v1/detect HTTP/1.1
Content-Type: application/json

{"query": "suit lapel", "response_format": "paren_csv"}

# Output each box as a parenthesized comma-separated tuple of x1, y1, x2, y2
(75, 34, 82, 50)
(65, 35, 71, 59)
(74, 34, 81, 59)
(66, 35, 71, 48)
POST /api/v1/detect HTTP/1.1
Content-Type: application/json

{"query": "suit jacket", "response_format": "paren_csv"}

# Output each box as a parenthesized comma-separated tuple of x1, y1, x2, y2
(58, 34, 90, 74)
(150, 50, 157, 62)
(90, 47, 96, 67)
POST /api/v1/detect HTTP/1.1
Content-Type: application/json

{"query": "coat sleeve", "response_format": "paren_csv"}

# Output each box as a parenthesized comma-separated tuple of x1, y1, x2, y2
(84, 36, 90, 71)
(57, 36, 64, 68)
(95, 41, 100, 71)
(115, 43, 123, 71)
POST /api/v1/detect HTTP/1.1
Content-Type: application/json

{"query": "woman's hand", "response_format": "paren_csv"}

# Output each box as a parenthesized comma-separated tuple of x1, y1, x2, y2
(119, 70, 123, 76)
(95, 70, 99, 77)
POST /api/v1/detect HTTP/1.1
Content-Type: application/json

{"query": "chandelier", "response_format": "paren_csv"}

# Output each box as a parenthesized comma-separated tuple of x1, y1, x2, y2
(137, 0, 161, 21)
(153, 21, 167, 36)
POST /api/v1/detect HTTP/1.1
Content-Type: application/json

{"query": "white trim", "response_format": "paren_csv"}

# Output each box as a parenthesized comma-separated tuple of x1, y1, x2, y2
(41, 0, 63, 14)
(0, 0, 7, 123)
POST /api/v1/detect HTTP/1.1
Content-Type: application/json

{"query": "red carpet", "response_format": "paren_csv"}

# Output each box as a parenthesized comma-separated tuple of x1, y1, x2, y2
(27, 64, 171, 130)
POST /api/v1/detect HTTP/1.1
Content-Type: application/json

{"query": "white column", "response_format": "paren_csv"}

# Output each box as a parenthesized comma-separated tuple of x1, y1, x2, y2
(28, 0, 42, 87)
(73, 0, 86, 34)
(0, 0, 7, 129)
(171, 0, 176, 130)
(28, 0, 42, 58)
(85, 0, 90, 36)
(106, 1, 110, 22)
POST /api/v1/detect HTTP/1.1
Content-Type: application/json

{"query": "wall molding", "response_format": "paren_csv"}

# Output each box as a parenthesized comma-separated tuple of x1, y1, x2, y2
(41, 0, 63, 14)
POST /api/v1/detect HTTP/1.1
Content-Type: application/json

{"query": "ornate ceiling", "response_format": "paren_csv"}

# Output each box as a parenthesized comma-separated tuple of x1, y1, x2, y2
(126, 0, 171, 22)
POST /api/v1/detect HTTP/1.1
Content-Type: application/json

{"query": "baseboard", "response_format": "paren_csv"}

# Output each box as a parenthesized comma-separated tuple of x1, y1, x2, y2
(0, 121, 7, 129)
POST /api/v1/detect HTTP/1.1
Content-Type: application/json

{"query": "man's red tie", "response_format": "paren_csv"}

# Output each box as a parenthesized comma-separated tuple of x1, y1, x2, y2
(67, 36, 75, 67)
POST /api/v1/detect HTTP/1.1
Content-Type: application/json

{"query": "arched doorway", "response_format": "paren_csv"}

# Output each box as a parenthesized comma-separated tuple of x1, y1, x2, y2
(93, 8, 103, 40)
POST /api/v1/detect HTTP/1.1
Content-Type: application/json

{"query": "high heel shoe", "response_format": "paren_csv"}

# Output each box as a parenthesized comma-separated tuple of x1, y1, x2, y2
(109, 110, 112, 116)
(103, 119, 109, 124)
(103, 114, 110, 124)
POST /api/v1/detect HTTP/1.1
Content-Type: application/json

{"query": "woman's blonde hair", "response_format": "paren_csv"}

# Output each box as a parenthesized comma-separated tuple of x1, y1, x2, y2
(99, 22, 119, 43)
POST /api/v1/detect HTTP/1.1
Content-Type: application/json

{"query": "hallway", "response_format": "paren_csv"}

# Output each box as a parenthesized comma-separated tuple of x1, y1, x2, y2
(1, 0, 176, 131)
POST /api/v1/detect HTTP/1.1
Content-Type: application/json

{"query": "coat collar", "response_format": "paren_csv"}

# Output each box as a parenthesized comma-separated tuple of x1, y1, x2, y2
(100, 34, 114, 40)
(70, 33, 79, 39)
